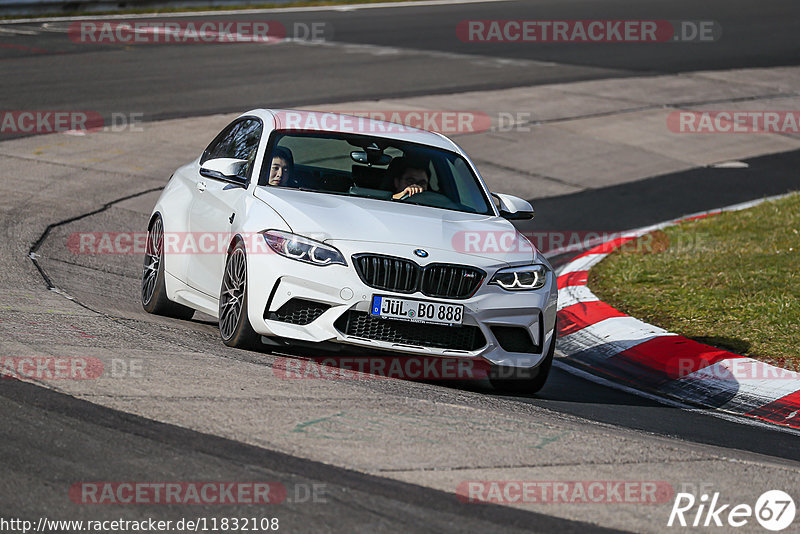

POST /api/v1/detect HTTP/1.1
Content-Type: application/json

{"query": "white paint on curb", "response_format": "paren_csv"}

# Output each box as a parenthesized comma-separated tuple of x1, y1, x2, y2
(558, 252, 608, 275)
(557, 285, 599, 310)
(559, 316, 674, 360)
(667, 359, 800, 410)
(553, 359, 800, 437)
(555, 192, 800, 430)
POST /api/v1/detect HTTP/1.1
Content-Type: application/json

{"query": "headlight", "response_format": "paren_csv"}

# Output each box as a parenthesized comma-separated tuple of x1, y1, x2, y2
(262, 230, 346, 266)
(489, 265, 548, 291)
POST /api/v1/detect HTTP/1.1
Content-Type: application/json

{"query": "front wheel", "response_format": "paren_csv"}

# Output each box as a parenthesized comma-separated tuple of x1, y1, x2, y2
(489, 319, 557, 394)
(219, 240, 261, 349)
(141, 215, 195, 320)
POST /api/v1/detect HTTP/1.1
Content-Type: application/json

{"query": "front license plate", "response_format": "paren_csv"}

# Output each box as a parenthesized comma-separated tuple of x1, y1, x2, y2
(371, 295, 463, 326)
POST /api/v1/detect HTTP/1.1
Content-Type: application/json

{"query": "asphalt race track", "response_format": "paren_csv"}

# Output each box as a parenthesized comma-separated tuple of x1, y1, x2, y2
(1, 1, 799, 532)
(1, 0, 799, 126)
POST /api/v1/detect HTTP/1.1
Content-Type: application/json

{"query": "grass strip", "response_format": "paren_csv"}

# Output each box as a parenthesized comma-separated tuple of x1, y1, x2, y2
(589, 193, 800, 368)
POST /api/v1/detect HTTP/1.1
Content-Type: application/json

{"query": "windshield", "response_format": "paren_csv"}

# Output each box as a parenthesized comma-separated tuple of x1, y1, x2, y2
(258, 132, 493, 215)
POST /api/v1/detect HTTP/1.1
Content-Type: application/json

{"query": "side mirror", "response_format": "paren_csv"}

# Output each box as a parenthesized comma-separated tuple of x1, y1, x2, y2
(200, 158, 249, 184)
(492, 193, 534, 220)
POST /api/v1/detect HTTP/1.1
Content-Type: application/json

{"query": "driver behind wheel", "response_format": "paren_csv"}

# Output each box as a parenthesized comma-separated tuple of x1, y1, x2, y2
(387, 156, 430, 199)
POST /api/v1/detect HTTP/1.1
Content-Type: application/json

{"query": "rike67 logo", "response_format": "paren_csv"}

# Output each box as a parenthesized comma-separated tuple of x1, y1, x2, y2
(668, 490, 795, 531)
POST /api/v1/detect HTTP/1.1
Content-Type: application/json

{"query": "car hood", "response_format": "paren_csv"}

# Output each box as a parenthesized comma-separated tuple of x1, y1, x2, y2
(253, 187, 539, 265)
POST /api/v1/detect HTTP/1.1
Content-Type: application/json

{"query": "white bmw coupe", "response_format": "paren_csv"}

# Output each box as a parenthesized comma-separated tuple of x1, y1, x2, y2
(142, 109, 557, 391)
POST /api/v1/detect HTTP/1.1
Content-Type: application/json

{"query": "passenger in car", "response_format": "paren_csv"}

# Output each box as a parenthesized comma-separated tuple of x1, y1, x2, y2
(387, 156, 430, 199)
(268, 146, 294, 186)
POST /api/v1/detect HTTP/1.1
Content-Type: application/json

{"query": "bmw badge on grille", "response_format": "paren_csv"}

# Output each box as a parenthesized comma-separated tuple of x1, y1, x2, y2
(413, 249, 429, 258)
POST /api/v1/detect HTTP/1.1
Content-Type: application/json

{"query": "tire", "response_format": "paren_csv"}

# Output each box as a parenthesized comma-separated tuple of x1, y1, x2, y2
(218, 239, 261, 349)
(489, 319, 557, 394)
(141, 215, 195, 320)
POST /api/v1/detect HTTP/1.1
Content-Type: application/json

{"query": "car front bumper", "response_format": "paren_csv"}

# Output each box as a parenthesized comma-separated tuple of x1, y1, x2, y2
(246, 241, 558, 369)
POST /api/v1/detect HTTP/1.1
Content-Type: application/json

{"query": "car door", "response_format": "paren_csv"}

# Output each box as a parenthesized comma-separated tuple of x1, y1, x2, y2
(186, 118, 262, 297)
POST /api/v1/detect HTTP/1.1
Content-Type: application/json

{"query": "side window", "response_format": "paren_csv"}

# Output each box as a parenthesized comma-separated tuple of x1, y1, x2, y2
(232, 120, 262, 177)
(201, 122, 238, 164)
(200, 118, 262, 177)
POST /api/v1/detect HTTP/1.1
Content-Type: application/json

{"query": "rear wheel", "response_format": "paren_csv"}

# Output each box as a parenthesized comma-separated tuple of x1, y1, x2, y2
(141, 215, 195, 319)
(219, 240, 261, 349)
(489, 319, 557, 394)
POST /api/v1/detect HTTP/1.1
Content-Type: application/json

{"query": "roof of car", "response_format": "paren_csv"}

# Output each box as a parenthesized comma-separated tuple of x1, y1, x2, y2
(258, 109, 461, 152)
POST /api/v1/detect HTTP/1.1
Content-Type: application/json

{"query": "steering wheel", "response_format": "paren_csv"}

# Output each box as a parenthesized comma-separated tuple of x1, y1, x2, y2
(400, 190, 460, 209)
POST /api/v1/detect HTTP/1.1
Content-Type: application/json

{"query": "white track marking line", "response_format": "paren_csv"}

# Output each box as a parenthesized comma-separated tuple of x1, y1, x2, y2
(0, 26, 39, 35)
(279, 37, 556, 67)
(1, 0, 514, 24)
(15, 7, 557, 71)
(546, 193, 795, 262)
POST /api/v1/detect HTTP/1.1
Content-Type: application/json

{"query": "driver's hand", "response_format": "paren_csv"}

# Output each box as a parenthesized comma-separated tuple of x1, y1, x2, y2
(393, 185, 424, 200)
